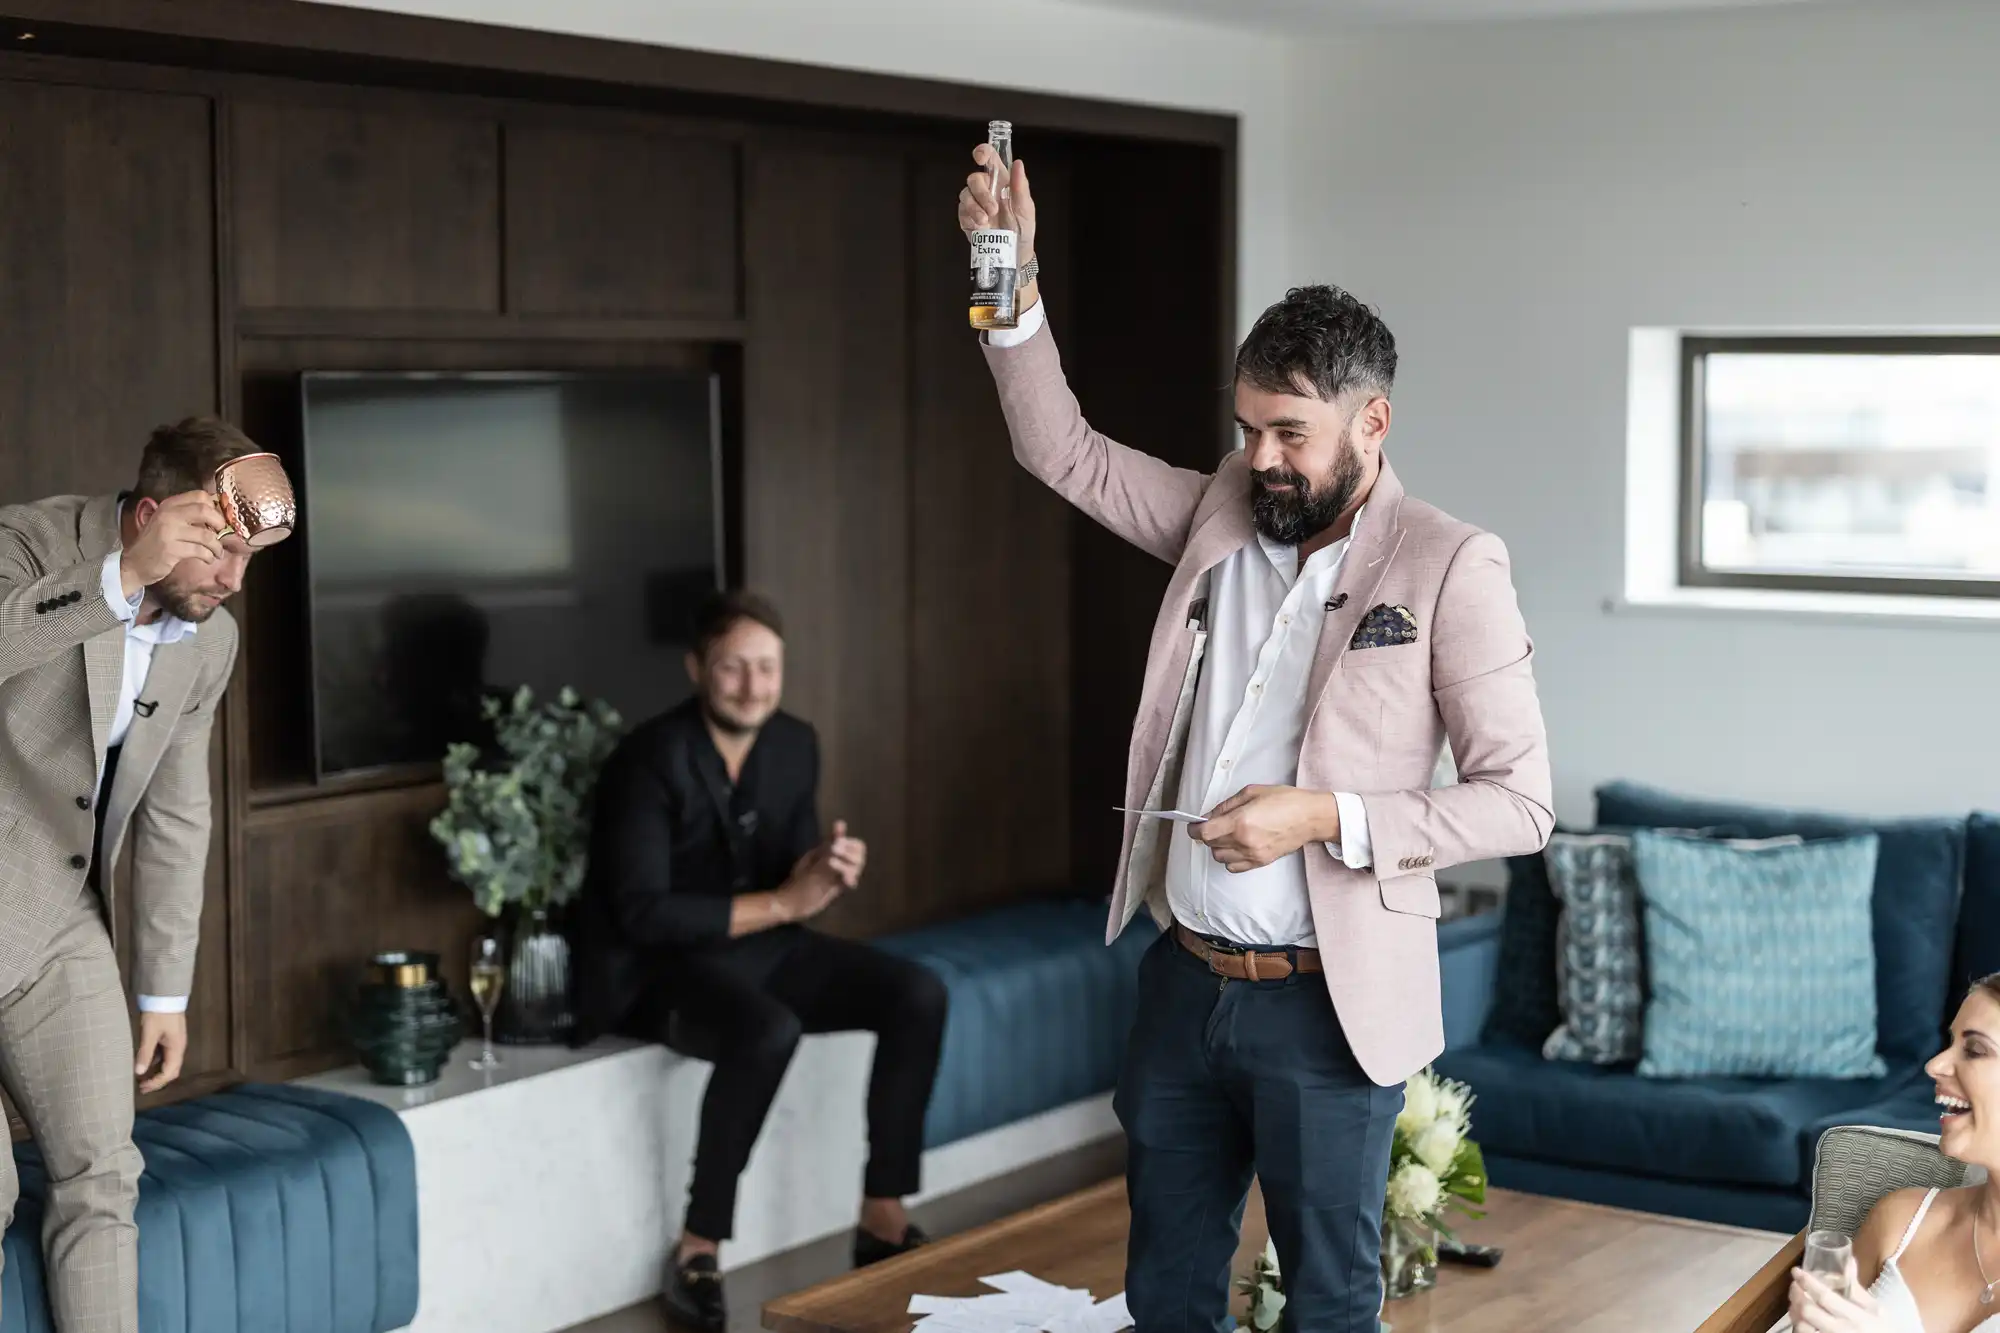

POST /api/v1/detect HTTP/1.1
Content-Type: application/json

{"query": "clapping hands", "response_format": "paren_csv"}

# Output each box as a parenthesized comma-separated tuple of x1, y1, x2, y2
(775, 820, 868, 924)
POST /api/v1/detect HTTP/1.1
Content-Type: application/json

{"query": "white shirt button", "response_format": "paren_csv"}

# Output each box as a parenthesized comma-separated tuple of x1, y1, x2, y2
(1250, 682, 1263, 694)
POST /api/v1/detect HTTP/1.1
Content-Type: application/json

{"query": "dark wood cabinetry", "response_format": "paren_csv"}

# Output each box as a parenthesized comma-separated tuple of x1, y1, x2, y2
(0, 2, 1233, 1090)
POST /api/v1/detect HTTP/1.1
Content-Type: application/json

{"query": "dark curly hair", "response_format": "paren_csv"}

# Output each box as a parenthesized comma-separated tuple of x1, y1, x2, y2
(1235, 284, 1398, 404)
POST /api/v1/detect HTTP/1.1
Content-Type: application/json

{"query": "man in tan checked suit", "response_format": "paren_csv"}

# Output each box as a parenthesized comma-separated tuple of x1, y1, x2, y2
(0, 418, 252, 1331)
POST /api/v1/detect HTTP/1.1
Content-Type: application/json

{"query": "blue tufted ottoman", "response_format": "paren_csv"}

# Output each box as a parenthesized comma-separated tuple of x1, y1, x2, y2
(3, 1083, 418, 1333)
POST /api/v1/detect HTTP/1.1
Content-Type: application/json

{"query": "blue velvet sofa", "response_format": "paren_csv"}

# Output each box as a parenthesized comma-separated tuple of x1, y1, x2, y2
(3, 1084, 418, 1333)
(877, 896, 1156, 1149)
(664, 894, 1155, 1152)
(1436, 784, 2000, 1233)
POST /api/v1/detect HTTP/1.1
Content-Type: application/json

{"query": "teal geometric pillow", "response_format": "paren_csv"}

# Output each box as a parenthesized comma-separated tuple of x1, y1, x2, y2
(1633, 831, 1887, 1080)
(1543, 833, 1647, 1065)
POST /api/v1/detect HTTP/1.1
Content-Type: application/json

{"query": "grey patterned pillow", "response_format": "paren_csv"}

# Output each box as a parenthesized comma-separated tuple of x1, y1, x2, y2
(1542, 833, 1646, 1065)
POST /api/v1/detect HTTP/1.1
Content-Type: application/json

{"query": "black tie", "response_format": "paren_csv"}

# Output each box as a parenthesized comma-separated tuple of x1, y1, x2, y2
(89, 743, 122, 892)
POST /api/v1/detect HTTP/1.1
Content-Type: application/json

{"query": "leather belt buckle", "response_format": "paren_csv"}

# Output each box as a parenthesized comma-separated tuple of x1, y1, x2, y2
(1241, 950, 1290, 982)
(1179, 925, 1294, 982)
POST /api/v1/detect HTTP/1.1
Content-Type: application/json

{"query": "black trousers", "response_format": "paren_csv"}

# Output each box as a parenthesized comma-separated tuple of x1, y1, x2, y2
(1115, 930, 1403, 1333)
(632, 925, 948, 1242)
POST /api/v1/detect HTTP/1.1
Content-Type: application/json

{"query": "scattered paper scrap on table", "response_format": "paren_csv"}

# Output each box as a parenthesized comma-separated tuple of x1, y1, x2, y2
(907, 1271, 1131, 1333)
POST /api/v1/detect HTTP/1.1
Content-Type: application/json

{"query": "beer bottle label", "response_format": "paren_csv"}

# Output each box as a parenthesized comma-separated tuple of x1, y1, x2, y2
(969, 227, 1019, 314)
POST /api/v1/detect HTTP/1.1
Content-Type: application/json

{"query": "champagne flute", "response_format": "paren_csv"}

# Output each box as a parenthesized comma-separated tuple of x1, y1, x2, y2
(468, 935, 506, 1071)
(1803, 1230, 1854, 1299)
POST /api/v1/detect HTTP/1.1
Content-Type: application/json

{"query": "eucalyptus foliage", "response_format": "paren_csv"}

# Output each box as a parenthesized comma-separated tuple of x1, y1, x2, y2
(430, 686, 622, 917)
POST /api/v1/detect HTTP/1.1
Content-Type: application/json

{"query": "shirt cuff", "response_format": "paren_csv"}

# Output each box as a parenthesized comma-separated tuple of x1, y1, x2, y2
(1324, 792, 1373, 870)
(980, 295, 1047, 348)
(137, 995, 189, 1014)
(100, 550, 141, 622)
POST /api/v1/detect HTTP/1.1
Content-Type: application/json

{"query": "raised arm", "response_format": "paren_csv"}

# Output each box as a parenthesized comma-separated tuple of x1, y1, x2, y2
(960, 145, 1209, 565)
(0, 494, 226, 686)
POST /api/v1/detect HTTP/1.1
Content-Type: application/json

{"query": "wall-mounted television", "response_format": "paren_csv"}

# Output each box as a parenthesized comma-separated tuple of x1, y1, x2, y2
(299, 370, 723, 778)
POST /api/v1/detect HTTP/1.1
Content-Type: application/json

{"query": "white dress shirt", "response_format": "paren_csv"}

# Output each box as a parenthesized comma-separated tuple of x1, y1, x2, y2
(988, 300, 1373, 949)
(98, 521, 196, 1014)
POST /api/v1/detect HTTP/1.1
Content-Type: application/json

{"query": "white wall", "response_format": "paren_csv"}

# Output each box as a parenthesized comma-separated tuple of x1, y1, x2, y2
(1287, 0, 2000, 822)
(302, 0, 1299, 342)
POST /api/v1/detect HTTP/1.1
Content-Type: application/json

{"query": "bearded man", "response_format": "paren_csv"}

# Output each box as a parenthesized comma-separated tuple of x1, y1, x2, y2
(959, 144, 1554, 1332)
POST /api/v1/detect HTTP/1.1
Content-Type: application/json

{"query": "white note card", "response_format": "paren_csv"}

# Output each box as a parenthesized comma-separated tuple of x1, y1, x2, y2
(1113, 807, 1206, 823)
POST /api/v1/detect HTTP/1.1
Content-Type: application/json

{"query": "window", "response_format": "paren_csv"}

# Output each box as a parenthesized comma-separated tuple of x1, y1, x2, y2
(1680, 337, 2000, 598)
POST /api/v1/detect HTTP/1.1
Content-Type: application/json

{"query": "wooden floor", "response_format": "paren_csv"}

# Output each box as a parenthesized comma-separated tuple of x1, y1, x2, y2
(759, 1180, 1787, 1333)
(563, 1137, 1126, 1333)
(574, 1160, 1789, 1333)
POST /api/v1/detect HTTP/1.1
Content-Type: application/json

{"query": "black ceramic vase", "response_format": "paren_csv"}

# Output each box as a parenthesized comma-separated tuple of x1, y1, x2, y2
(495, 906, 574, 1045)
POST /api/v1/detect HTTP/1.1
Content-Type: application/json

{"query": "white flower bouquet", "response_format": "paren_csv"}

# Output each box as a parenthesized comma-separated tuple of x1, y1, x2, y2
(1234, 1068, 1486, 1327)
(1382, 1066, 1486, 1296)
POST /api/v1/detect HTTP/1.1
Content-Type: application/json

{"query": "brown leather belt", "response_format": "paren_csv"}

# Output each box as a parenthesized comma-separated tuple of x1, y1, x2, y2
(1175, 923, 1321, 981)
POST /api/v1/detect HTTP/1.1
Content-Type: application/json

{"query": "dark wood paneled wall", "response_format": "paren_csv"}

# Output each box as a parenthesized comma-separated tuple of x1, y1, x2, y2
(742, 139, 914, 934)
(1066, 140, 1233, 896)
(231, 101, 503, 313)
(905, 155, 1077, 919)
(0, 6, 1234, 1089)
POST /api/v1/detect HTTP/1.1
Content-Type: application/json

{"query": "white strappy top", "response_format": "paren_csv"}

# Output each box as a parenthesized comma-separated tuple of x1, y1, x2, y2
(1865, 1188, 2000, 1333)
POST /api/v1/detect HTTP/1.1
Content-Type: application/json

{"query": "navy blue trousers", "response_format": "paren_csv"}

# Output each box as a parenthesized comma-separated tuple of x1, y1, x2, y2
(1114, 929, 1403, 1333)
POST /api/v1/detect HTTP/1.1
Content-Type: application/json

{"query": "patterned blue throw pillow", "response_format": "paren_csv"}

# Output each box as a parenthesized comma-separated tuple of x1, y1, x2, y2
(1633, 830, 1887, 1080)
(1542, 834, 1647, 1065)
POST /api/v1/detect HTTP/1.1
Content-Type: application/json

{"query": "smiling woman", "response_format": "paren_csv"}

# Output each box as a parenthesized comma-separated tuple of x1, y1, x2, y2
(1778, 977, 2000, 1333)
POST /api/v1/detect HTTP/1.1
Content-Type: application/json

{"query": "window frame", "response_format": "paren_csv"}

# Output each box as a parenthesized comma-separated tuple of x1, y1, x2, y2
(1678, 333, 2000, 600)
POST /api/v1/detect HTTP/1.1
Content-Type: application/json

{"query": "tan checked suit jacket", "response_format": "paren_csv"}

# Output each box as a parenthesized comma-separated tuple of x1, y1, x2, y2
(983, 318, 1554, 1087)
(0, 493, 237, 1001)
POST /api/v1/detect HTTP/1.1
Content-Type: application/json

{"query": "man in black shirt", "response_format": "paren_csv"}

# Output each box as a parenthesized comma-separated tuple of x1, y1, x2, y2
(572, 590, 947, 1332)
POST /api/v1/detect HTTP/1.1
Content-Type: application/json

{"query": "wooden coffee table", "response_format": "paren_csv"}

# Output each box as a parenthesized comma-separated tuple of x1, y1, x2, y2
(763, 1179, 1790, 1333)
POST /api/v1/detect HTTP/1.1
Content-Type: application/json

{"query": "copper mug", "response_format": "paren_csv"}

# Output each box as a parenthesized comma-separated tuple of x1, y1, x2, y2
(210, 452, 296, 548)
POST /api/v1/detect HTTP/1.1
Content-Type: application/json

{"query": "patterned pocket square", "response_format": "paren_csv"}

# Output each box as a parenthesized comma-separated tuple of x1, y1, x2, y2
(1349, 603, 1420, 650)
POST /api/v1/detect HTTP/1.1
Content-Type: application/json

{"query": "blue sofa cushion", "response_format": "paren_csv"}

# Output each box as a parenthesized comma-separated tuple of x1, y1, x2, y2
(1596, 782, 1966, 1065)
(1480, 1153, 1811, 1235)
(1634, 831, 1887, 1081)
(1953, 813, 2000, 994)
(1435, 1042, 1911, 1189)
(3, 1084, 417, 1333)
(876, 897, 1155, 1149)
(1479, 846, 1566, 1051)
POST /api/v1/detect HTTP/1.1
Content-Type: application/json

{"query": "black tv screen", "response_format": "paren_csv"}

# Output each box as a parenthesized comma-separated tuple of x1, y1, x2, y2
(300, 370, 722, 778)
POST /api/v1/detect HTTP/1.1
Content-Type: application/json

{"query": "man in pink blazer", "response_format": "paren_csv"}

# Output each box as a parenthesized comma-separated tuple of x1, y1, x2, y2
(961, 147, 1553, 1331)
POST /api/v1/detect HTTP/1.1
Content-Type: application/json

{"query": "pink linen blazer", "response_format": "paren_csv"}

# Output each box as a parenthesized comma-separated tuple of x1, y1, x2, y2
(983, 318, 1554, 1086)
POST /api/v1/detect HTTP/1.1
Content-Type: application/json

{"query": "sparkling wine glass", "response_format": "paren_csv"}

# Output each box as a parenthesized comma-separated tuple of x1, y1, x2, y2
(468, 935, 505, 1071)
(1804, 1230, 1854, 1299)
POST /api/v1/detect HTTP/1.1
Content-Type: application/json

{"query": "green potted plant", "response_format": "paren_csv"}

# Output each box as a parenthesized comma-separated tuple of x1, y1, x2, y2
(429, 685, 621, 1043)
